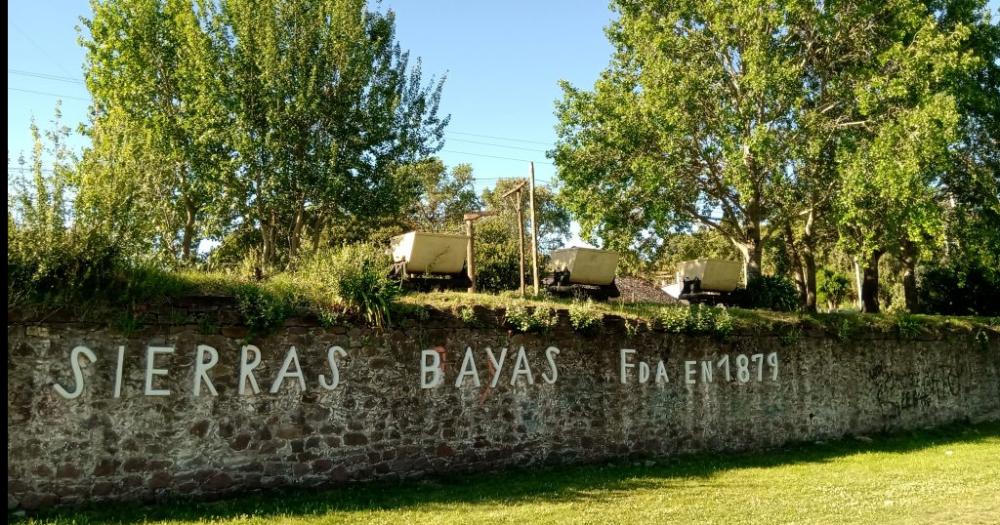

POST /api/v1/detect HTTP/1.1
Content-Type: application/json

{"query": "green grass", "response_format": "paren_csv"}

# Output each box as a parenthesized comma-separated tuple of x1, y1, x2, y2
(400, 291, 999, 338)
(9, 268, 999, 339)
(14, 422, 1000, 525)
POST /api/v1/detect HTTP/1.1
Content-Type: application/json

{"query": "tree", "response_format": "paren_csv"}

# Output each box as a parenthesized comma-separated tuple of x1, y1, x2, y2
(80, 0, 230, 264)
(835, 9, 976, 312)
(401, 158, 480, 233)
(219, 0, 448, 268)
(78, 0, 448, 270)
(553, 0, 809, 282)
(481, 178, 571, 252)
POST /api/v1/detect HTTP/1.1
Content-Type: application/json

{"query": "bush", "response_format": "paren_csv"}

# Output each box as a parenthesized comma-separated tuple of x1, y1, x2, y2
(297, 243, 400, 326)
(473, 218, 522, 293)
(234, 282, 293, 334)
(817, 268, 852, 311)
(505, 303, 558, 332)
(732, 275, 799, 312)
(918, 261, 1000, 316)
(568, 300, 601, 331)
(657, 304, 733, 336)
(8, 224, 132, 306)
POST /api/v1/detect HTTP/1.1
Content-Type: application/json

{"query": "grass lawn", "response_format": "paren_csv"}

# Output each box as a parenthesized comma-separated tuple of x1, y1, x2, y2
(15, 421, 1000, 525)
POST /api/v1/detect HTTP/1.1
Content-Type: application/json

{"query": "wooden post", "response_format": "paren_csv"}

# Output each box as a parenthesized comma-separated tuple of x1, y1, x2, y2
(500, 181, 528, 298)
(516, 188, 526, 298)
(529, 162, 540, 296)
(466, 219, 476, 293)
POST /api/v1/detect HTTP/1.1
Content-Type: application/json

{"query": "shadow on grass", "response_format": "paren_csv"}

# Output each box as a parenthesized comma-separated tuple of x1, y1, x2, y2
(14, 420, 1000, 524)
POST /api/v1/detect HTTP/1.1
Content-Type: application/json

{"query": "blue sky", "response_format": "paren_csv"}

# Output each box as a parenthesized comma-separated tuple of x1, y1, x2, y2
(6, 0, 617, 194)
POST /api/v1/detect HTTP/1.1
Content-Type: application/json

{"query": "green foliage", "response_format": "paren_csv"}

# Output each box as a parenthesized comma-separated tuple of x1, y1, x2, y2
(733, 275, 800, 312)
(481, 178, 571, 252)
(79, 0, 449, 269)
(403, 159, 481, 233)
(568, 300, 601, 332)
(297, 244, 400, 327)
(234, 283, 293, 335)
(894, 313, 924, 339)
(504, 303, 558, 333)
(455, 306, 477, 325)
(473, 217, 522, 293)
(817, 269, 853, 311)
(918, 260, 1000, 316)
(656, 305, 733, 337)
(831, 315, 864, 342)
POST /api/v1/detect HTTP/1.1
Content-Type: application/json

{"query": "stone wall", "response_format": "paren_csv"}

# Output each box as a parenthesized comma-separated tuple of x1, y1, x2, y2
(7, 299, 1000, 510)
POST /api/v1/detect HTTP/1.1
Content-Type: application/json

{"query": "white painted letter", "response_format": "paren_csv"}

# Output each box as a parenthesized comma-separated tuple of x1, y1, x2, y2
(701, 360, 713, 383)
(638, 361, 650, 383)
(239, 345, 262, 395)
(752, 353, 765, 382)
(144, 346, 173, 396)
(486, 347, 508, 388)
(270, 346, 306, 393)
(319, 346, 347, 390)
(655, 360, 669, 384)
(510, 346, 534, 385)
(685, 360, 697, 385)
(455, 347, 481, 387)
(421, 349, 443, 389)
(620, 349, 637, 384)
(767, 352, 779, 381)
(542, 346, 560, 384)
(113, 345, 125, 398)
(193, 345, 219, 396)
(53, 346, 97, 399)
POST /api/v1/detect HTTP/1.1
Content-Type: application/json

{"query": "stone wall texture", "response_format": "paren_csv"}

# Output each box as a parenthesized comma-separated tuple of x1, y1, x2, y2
(7, 299, 1000, 510)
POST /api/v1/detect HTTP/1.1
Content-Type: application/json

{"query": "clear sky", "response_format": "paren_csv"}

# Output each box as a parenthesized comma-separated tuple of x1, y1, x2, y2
(6, 0, 618, 194)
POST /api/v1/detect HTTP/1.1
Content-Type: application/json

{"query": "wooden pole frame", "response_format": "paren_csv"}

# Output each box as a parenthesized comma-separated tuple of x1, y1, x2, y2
(500, 181, 529, 298)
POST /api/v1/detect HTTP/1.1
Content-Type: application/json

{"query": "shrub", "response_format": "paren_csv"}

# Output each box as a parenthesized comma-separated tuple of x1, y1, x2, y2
(817, 268, 853, 311)
(568, 300, 601, 331)
(505, 303, 558, 332)
(732, 275, 799, 312)
(456, 306, 477, 325)
(297, 243, 400, 327)
(473, 218, 522, 293)
(234, 282, 293, 334)
(918, 261, 1000, 316)
(656, 304, 733, 336)
(8, 225, 134, 306)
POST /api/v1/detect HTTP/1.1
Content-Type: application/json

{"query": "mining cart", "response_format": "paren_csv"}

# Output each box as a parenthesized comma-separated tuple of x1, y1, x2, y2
(662, 258, 742, 305)
(389, 231, 471, 292)
(543, 247, 621, 301)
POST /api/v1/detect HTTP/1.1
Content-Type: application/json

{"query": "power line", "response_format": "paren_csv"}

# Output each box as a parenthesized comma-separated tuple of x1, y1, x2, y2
(9, 69, 85, 85)
(8, 87, 90, 102)
(445, 137, 549, 154)
(447, 130, 552, 146)
(440, 149, 553, 166)
(10, 22, 77, 78)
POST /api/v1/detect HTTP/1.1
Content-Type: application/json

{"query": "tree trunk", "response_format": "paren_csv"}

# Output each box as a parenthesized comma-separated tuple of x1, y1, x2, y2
(901, 240, 920, 313)
(802, 248, 818, 312)
(860, 250, 884, 313)
(800, 209, 818, 312)
(288, 198, 306, 264)
(181, 199, 196, 264)
(853, 257, 864, 310)
(310, 214, 325, 254)
(784, 222, 807, 306)
(734, 222, 763, 284)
